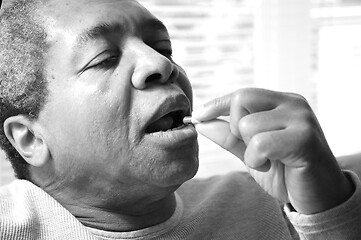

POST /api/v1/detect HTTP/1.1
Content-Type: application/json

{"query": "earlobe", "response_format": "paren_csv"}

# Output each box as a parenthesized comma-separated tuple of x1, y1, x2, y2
(4, 116, 50, 167)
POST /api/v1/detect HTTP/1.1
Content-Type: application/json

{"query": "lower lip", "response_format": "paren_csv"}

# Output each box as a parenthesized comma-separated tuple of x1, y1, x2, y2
(143, 124, 197, 147)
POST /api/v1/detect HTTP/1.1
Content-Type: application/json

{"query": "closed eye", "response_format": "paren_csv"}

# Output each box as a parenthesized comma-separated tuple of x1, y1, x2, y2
(82, 50, 120, 72)
(157, 48, 173, 59)
(148, 39, 173, 60)
(90, 55, 119, 70)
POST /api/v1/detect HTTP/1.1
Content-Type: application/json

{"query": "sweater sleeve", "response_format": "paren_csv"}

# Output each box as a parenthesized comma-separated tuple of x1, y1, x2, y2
(284, 171, 361, 240)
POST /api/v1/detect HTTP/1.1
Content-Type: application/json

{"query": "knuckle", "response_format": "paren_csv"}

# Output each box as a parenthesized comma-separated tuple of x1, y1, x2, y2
(250, 134, 267, 156)
(302, 110, 316, 125)
(290, 94, 310, 110)
(231, 90, 243, 103)
(294, 106, 318, 128)
(238, 115, 254, 143)
(283, 94, 315, 121)
(284, 91, 306, 101)
(238, 117, 249, 133)
(231, 88, 254, 103)
(212, 97, 224, 108)
(295, 124, 318, 149)
(206, 96, 226, 111)
(238, 118, 252, 135)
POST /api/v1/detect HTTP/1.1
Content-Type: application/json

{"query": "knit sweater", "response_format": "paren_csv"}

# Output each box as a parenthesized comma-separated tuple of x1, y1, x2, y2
(1, 171, 361, 240)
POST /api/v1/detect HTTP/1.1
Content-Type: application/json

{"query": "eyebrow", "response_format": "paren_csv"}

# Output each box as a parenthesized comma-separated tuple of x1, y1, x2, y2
(141, 18, 168, 33)
(76, 22, 124, 47)
(76, 18, 168, 47)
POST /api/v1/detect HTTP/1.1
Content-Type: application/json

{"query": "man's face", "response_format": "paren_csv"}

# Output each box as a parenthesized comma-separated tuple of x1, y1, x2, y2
(36, 0, 198, 199)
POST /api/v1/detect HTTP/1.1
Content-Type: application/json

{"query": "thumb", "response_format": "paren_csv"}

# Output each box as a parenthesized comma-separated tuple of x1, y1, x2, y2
(195, 119, 246, 160)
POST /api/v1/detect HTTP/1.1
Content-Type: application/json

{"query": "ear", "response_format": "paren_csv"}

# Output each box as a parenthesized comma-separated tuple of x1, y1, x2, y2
(4, 115, 50, 167)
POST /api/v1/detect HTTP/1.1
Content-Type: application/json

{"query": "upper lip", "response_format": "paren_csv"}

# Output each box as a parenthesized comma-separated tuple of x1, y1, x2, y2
(144, 94, 191, 133)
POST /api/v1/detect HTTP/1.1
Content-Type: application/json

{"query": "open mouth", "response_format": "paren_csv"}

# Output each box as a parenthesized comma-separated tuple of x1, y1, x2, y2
(145, 110, 187, 134)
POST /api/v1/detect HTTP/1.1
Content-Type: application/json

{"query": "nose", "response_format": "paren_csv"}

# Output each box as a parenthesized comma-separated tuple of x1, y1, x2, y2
(129, 39, 179, 89)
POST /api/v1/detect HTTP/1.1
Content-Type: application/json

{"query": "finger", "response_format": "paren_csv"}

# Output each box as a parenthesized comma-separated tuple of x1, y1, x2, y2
(192, 93, 233, 121)
(231, 88, 282, 114)
(243, 131, 272, 171)
(229, 89, 289, 140)
(195, 119, 246, 160)
(238, 108, 288, 145)
(193, 88, 283, 123)
(244, 128, 307, 171)
(230, 93, 249, 138)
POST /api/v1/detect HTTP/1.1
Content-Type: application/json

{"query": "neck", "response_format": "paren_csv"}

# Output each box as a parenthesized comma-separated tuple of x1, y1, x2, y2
(54, 190, 177, 232)
(32, 168, 179, 232)
(80, 194, 177, 232)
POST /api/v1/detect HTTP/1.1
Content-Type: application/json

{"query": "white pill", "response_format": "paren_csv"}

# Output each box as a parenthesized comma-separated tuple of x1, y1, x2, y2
(183, 116, 201, 125)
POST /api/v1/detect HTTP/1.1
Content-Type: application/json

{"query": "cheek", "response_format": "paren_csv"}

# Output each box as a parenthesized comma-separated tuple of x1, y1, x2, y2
(47, 107, 131, 178)
(44, 92, 130, 162)
(74, 99, 129, 150)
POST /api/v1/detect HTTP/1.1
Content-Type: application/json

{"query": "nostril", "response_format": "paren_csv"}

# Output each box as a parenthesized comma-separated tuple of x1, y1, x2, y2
(169, 69, 178, 83)
(145, 73, 162, 84)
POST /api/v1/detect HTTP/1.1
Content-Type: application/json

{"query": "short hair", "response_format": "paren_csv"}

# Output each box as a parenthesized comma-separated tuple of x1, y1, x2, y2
(0, 0, 49, 180)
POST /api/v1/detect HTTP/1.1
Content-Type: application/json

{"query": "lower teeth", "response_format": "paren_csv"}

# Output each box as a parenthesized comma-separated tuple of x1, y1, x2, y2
(174, 124, 186, 130)
(165, 124, 185, 132)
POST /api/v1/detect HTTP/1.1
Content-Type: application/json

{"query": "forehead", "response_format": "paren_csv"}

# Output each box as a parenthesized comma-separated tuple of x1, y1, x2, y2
(40, 0, 160, 41)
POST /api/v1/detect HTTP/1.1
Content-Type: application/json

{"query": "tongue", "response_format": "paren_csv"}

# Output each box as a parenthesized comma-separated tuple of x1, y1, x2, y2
(146, 114, 174, 133)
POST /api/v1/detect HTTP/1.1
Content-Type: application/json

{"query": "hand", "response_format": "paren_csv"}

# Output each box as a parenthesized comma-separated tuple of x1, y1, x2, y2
(193, 88, 354, 214)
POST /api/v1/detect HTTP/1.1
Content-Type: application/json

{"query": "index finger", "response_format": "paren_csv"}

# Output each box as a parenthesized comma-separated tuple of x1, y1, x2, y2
(193, 88, 283, 122)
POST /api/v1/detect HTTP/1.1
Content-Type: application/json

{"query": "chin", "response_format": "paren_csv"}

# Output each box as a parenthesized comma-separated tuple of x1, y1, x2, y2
(158, 166, 199, 188)
(130, 137, 199, 188)
(150, 149, 199, 188)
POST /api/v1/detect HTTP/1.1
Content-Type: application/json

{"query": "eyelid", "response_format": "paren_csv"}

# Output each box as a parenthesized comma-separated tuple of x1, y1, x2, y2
(150, 40, 173, 57)
(157, 48, 173, 57)
(81, 49, 120, 72)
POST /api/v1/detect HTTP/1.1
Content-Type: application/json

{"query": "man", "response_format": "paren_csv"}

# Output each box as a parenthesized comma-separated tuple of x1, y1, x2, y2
(0, 0, 360, 239)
